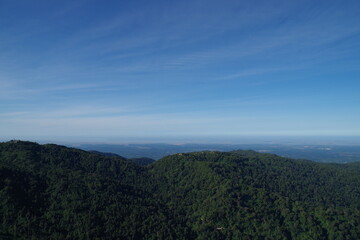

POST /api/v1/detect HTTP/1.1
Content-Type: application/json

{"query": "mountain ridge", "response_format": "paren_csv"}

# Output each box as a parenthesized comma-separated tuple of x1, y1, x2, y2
(1, 141, 360, 239)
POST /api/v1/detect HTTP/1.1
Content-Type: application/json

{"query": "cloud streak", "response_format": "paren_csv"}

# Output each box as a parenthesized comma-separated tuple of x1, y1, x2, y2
(1, 0, 360, 141)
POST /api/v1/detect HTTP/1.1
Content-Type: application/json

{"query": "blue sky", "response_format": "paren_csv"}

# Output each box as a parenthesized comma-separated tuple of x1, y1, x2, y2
(1, 0, 360, 143)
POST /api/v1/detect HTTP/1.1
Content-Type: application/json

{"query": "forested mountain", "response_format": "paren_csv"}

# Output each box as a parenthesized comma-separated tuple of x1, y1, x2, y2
(1, 141, 360, 239)
(0, 141, 182, 239)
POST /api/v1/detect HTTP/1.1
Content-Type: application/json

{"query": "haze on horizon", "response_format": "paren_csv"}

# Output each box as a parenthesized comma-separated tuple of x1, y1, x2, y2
(1, 0, 359, 143)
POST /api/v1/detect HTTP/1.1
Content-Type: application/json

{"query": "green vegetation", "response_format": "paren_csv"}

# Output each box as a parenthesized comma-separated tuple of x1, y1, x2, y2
(129, 157, 155, 166)
(1, 141, 360, 239)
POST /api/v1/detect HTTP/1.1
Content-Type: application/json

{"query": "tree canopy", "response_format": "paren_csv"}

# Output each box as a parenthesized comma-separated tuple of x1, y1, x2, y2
(1, 141, 359, 239)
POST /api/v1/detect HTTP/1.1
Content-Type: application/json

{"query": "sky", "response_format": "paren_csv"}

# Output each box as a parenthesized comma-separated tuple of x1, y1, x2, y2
(0, 0, 360, 143)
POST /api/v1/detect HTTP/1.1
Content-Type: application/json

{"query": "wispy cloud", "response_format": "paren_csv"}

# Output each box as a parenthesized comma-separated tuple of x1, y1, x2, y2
(1, 0, 360, 141)
(0, 82, 103, 100)
(2, 110, 359, 139)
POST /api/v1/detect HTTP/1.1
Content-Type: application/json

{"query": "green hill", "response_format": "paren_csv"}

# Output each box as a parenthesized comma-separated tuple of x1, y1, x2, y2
(0, 141, 183, 239)
(1, 141, 360, 239)
(150, 151, 360, 239)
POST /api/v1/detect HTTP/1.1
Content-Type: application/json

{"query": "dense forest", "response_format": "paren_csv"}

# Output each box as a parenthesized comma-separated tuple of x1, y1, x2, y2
(0, 141, 360, 239)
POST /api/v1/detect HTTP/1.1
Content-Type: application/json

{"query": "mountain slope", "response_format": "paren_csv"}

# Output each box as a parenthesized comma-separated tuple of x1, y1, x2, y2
(150, 151, 360, 239)
(1, 141, 360, 239)
(0, 141, 184, 239)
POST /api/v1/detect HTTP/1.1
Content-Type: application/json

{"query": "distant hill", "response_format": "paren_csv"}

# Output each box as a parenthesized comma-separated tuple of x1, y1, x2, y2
(88, 150, 122, 157)
(128, 157, 155, 166)
(87, 150, 155, 166)
(74, 143, 360, 163)
(1, 141, 360, 239)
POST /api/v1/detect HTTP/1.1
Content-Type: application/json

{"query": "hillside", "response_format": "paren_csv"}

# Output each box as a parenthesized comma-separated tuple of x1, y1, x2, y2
(150, 151, 360, 239)
(1, 141, 360, 239)
(0, 141, 183, 239)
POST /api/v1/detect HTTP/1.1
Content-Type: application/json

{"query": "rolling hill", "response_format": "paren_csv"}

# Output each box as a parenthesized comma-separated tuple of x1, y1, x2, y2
(1, 141, 360, 239)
